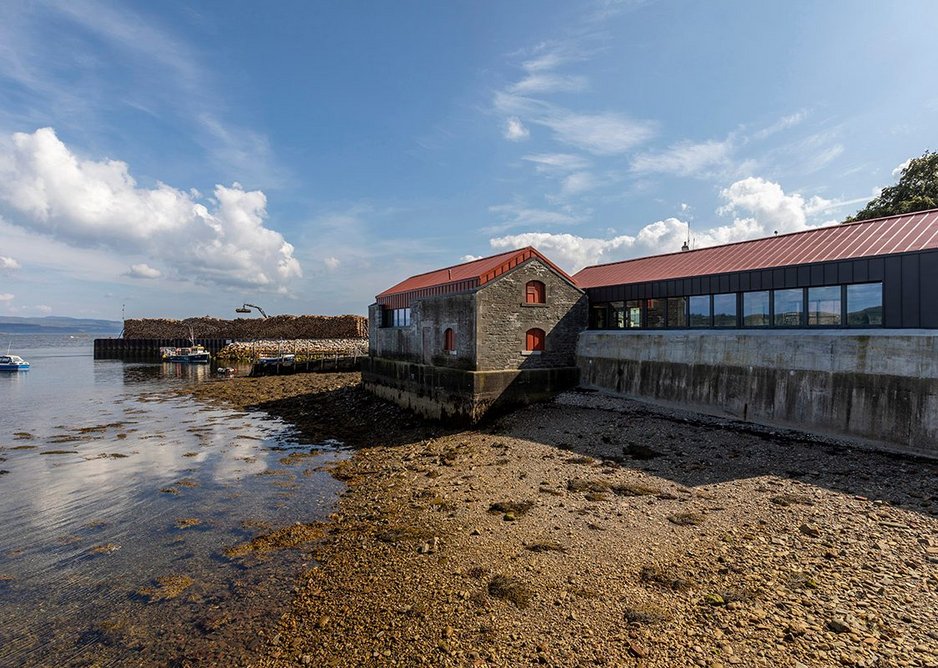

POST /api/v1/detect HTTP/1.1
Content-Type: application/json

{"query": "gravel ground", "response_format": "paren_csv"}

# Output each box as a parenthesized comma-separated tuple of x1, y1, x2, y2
(194, 373, 938, 668)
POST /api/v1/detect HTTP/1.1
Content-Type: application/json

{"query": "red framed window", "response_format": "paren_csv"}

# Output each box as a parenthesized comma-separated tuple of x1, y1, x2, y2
(443, 327, 455, 352)
(525, 328, 545, 351)
(525, 280, 546, 304)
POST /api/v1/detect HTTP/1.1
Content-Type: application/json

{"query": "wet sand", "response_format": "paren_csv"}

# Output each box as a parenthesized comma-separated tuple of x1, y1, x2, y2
(188, 372, 938, 668)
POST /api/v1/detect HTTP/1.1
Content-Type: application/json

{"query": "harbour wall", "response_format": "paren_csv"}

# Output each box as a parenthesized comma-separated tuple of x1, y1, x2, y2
(576, 330, 938, 457)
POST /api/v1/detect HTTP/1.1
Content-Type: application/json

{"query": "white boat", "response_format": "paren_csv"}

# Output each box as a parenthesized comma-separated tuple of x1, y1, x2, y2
(160, 345, 211, 364)
(0, 354, 30, 371)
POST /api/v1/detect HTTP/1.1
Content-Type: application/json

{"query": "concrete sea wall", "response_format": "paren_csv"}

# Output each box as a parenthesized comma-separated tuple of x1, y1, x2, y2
(577, 330, 938, 457)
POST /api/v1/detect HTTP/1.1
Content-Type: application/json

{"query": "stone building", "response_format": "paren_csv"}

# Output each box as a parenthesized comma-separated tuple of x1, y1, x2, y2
(363, 247, 587, 422)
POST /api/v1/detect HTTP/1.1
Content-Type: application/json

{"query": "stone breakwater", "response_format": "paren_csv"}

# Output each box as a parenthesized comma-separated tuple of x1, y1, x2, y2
(123, 315, 367, 341)
(216, 338, 368, 361)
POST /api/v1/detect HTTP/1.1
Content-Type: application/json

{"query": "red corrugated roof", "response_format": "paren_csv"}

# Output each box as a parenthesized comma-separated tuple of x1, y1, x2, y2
(573, 209, 938, 288)
(376, 247, 577, 307)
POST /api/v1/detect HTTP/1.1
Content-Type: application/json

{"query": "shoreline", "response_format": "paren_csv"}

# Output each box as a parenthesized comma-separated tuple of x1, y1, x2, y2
(191, 372, 938, 667)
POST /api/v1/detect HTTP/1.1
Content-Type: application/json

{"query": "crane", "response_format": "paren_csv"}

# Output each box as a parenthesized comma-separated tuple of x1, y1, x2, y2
(235, 303, 268, 318)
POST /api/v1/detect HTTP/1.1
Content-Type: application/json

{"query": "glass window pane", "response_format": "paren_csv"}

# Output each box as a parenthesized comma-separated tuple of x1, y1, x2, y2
(645, 298, 666, 328)
(667, 297, 687, 328)
(689, 296, 710, 327)
(626, 300, 642, 328)
(846, 283, 883, 326)
(713, 293, 737, 327)
(808, 286, 841, 326)
(610, 301, 626, 329)
(590, 304, 608, 329)
(773, 288, 804, 326)
(743, 291, 770, 327)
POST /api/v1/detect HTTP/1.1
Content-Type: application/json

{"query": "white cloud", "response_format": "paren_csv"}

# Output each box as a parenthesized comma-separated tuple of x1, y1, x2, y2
(522, 153, 590, 173)
(323, 256, 341, 271)
(0, 293, 14, 302)
(560, 171, 599, 196)
(486, 201, 582, 233)
(125, 263, 162, 279)
(537, 110, 656, 155)
(35, 304, 52, 314)
(892, 158, 912, 178)
(510, 73, 588, 94)
(503, 117, 530, 141)
(631, 139, 733, 176)
(0, 128, 302, 292)
(717, 177, 834, 235)
(489, 177, 843, 272)
(0, 255, 20, 271)
(752, 111, 808, 140)
(460, 254, 483, 262)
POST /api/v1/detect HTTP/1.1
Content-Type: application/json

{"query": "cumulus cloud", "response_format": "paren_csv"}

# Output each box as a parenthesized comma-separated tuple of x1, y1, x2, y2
(503, 117, 530, 141)
(892, 158, 912, 178)
(0, 128, 302, 291)
(323, 256, 341, 271)
(489, 178, 841, 272)
(717, 177, 833, 235)
(0, 293, 14, 302)
(0, 255, 20, 271)
(125, 263, 162, 279)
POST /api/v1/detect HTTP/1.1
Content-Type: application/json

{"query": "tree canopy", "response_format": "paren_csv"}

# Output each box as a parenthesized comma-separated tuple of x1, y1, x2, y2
(848, 150, 938, 222)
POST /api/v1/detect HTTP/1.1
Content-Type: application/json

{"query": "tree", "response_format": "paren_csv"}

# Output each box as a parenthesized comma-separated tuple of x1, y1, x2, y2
(847, 150, 938, 222)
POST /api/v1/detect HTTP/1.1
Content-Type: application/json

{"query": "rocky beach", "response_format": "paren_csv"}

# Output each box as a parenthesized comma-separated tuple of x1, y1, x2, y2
(188, 372, 938, 668)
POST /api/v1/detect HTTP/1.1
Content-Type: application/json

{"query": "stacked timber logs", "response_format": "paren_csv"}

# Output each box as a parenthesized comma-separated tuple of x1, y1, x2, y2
(216, 338, 367, 361)
(123, 315, 367, 340)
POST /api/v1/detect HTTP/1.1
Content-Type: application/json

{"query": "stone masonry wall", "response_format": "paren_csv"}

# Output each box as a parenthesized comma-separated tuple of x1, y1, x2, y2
(475, 258, 588, 371)
(369, 293, 477, 369)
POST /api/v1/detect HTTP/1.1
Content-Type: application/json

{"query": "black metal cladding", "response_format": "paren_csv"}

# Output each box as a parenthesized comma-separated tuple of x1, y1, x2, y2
(584, 249, 938, 329)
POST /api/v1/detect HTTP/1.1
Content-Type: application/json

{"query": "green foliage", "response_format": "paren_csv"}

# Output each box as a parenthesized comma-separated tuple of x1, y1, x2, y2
(848, 151, 938, 222)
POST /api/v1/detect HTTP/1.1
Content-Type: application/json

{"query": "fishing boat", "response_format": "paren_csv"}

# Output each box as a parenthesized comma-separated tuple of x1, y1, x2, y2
(0, 354, 30, 371)
(160, 345, 211, 364)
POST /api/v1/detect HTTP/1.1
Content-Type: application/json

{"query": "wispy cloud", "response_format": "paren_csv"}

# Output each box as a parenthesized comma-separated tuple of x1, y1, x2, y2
(631, 139, 733, 177)
(503, 117, 530, 141)
(752, 110, 809, 140)
(522, 153, 591, 172)
(485, 200, 583, 233)
(510, 73, 588, 94)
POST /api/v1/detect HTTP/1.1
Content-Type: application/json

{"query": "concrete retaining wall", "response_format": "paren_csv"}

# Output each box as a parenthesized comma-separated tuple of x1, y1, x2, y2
(577, 330, 938, 457)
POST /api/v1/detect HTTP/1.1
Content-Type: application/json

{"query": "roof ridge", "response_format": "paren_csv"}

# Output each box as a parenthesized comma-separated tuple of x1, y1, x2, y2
(574, 208, 938, 275)
(393, 247, 524, 282)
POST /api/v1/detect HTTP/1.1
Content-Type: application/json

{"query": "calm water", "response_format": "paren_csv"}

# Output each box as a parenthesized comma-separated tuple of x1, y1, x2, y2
(0, 334, 346, 667)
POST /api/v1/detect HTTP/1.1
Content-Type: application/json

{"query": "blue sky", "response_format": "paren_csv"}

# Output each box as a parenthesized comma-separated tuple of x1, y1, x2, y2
(0, 0, 935, 319)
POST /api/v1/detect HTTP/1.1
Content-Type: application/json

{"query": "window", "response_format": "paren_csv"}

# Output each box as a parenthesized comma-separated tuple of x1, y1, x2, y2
(389, 307, 411, 327)
(443, 327, 455, 353)
(525, 280, 546, 304)
(525, 328, 545, 352)
(808, 286, 841, 326)
(743, 291, 770, 327)
(590, 304, 608, 329)
(713, 293, 737, 327)
(610, 301, 626, 329)
(667, 297, 688, 328)
(846, 283, 883, 326)
(626, 300, 642, 328)
(645, 299, 666, 328)
(773, 288, 804, 327)
(689, 296, 711, 327)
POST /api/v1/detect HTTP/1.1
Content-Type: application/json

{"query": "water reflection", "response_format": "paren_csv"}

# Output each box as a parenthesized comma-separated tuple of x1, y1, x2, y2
(0, 336, 345, 666)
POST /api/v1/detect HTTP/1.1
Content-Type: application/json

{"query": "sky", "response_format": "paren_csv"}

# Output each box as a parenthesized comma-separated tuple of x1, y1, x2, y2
(0, 1, 935, 320)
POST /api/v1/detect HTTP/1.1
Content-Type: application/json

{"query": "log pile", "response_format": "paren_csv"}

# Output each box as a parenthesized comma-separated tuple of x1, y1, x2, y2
(123, 315, 367, 340)
(216, 338, 368, 361)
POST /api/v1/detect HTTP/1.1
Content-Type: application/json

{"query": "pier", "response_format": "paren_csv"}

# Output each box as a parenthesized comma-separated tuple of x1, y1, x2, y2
(93, 338, 232, 360)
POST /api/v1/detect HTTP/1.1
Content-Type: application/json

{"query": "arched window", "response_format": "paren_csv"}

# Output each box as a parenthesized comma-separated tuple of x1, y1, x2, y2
(443, 327, 455, 353)
(525, 328, 545, 352)
(525, 280, 546, 304)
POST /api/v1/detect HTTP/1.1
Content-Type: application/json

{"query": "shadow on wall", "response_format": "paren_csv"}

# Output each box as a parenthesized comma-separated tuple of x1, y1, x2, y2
(485, 394, 938, 520)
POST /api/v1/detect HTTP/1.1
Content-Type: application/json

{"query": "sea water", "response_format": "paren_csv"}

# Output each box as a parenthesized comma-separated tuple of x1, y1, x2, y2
(0, 334, 345, 666)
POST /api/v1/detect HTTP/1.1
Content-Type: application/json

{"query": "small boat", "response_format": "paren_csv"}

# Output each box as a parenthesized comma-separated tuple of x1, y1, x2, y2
(0, 354, 30, 371)
(256, 353, 295, 368)
(160, 345, 211, 364)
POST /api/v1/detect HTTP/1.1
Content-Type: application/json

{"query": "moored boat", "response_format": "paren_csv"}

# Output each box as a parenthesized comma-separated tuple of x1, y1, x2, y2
(0, 354, 30, 371)
(160, 345, 211, 364)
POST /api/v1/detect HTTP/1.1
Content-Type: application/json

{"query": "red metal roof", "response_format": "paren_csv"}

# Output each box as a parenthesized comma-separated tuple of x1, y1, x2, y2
(573, 209, 938, 289)
(376, 247, 577, 308)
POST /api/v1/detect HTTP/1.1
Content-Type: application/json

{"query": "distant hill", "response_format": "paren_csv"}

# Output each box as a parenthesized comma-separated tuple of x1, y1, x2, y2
(0, 316, 122, 334)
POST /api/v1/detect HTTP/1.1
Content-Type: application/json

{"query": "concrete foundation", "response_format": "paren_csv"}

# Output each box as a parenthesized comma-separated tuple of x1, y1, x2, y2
(362, 356, 579, 424)
(577, 330, 938, 457)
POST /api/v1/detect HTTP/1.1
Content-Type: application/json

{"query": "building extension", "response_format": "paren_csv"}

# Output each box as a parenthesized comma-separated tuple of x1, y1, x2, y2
(367, 209, 938, 456)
